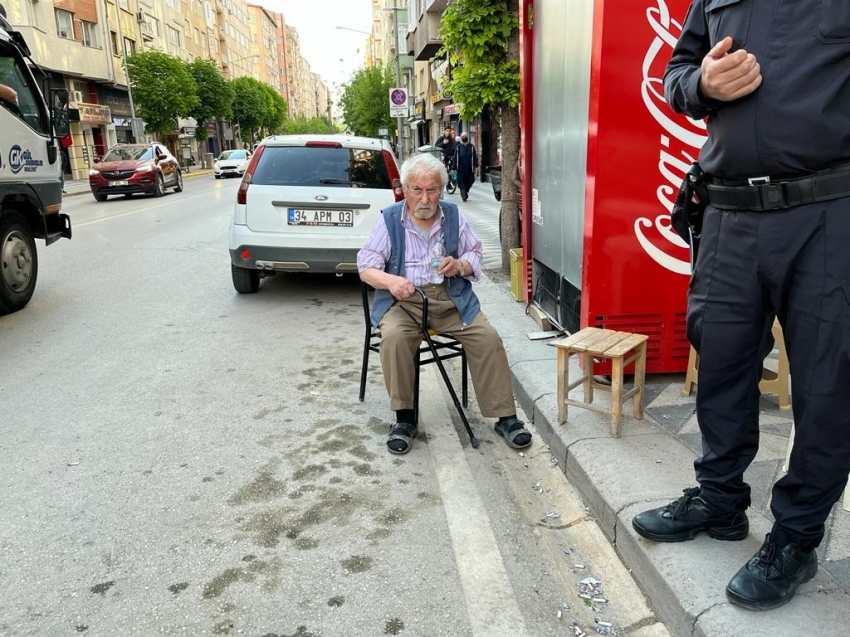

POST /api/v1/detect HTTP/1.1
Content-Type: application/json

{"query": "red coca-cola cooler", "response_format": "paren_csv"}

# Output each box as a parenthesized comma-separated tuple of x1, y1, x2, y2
(519, 0, 705, 373)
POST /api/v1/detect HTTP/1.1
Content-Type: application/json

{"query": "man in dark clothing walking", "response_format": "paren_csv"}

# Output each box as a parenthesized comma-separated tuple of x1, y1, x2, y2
(453, 133, 478, 202)
(631, 1, 850, 612)
(433, 126, 457, 170)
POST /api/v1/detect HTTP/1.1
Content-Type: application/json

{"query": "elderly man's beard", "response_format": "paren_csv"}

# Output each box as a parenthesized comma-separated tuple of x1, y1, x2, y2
(411, 202, 438, 219)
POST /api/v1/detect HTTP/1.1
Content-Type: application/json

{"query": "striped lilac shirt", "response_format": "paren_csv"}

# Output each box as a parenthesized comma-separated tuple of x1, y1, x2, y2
(357, 203, 483, 285)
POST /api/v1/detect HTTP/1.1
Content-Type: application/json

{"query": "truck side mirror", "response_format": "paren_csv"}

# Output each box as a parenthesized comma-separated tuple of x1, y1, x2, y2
(50, 88, 70, 138)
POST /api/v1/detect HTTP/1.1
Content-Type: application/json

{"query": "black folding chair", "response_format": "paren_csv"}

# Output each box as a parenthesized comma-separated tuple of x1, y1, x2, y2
(359, 281, 475, 445)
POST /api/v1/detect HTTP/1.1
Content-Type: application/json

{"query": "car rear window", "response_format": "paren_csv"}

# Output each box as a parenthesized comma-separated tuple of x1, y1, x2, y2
(251, 146, 391, 189)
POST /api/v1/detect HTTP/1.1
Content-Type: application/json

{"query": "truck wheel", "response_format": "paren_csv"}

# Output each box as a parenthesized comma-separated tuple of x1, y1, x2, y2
(231, 264, 260, 294)
(0, 212, 38, 315)
(153, 173, 165, 197)
(174, 170, 184, 193)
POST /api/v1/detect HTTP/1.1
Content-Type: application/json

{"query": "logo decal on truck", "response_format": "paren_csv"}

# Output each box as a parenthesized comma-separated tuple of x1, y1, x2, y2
(9, 145, 44, 174)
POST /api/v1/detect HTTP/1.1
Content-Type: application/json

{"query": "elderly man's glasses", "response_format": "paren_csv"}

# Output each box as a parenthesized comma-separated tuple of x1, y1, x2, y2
(408, 186, 441, 196)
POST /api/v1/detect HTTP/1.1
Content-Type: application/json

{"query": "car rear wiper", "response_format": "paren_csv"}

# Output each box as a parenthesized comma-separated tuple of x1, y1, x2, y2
(319, 178, 367, 187)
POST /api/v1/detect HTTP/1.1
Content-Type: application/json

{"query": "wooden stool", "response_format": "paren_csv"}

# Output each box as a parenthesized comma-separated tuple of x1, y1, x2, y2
(551, 327, 649, 438)
(682, 319, 791, 411)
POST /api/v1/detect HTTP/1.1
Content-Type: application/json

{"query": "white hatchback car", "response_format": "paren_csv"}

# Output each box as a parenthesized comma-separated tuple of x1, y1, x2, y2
(228, 134, 403, 293)
(214, 148, 252, 178)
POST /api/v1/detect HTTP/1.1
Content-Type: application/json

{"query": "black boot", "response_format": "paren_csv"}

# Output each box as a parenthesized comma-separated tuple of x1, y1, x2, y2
(726, 533, 817, 610)
(631, 487, 749, 542)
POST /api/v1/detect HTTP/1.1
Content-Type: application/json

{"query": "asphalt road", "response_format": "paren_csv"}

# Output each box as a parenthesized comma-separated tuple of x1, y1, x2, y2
(0, 177, 660, 636)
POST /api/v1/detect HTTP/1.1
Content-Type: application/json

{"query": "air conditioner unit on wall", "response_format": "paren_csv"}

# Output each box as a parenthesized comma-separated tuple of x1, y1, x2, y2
(69, 90, 83, 106)
(136, 9, 145, 23)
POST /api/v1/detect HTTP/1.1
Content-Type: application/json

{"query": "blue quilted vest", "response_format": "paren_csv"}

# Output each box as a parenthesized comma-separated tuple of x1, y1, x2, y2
(370, 201, 481, 326)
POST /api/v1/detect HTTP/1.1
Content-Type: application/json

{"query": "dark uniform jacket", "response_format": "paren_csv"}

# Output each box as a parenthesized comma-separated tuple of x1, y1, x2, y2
(665, 0, 850, 180)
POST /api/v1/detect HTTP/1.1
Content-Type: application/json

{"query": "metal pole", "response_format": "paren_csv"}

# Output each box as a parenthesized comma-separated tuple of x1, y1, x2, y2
(114, 6, 138, 140)
(392, 9, 404, 160)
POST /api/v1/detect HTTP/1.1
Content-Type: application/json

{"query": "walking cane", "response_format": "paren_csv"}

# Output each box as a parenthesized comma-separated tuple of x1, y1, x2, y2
(400, 288, 479, 449)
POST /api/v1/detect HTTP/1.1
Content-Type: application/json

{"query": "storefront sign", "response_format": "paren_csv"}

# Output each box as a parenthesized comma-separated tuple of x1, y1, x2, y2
(77, 103, 111, 124)
(99, 88, 132, 117)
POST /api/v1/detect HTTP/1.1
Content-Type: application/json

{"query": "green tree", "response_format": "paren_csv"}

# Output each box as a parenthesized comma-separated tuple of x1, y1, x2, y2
(438, 0, 521, 272)
(230, 76, 271, 143)
(125, 50, 198, 137)
(339, 65, 395, 137)
(259, 83, 288, 134)
(279, 115, 339, 135)
(185, 58, 234, 142)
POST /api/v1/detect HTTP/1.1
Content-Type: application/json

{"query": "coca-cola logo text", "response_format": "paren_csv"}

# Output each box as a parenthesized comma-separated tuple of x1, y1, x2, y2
(635, 0, 708, 275)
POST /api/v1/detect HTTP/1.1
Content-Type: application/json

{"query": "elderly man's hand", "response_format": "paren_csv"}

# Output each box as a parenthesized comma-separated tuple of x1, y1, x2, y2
(388, 276, 415, 300)
(438, 256, 463, 278)
(699, 36, 762, 102)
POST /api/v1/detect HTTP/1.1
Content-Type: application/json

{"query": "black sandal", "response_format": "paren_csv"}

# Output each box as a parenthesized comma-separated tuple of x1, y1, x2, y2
(387, 422, 418, 455)
(494, 417, 532, 449)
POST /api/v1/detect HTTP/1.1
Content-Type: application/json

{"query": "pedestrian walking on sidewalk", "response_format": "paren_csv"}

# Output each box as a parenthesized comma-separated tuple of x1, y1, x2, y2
(434, 126, 457, 169)
(357, 152, 532, 455)
(631, 1, 850, 612)
(453, 133, 478, 202)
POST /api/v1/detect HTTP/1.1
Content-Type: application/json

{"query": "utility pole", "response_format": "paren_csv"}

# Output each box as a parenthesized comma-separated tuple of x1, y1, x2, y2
(390, 7, 404, 160)
(114, 4, 139, 141)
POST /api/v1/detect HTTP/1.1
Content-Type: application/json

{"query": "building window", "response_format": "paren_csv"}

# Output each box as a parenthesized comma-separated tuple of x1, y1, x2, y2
(124, 37, 136, 55)
(55, 9, 73, 39)
(164, 0, 175, 7)
(111, 31, 120, 56)
(22, 0, 37, 26)
(167, 26, 181, 48)
(81, 21, 99, 48)
(118, 0, 130, 10)
(194, 28, 200, 44)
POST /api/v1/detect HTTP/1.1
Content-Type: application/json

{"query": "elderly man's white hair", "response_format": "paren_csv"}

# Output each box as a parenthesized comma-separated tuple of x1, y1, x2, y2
(399, 152, 448, 188)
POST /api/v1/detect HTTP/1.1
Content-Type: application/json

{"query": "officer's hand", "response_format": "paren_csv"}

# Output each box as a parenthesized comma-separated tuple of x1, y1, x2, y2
(699, 36, 762, 102)
(388, 276, 415, 300)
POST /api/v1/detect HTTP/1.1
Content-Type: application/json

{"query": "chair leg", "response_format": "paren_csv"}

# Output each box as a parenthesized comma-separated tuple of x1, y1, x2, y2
(360, 335, 371, 403)
(682, 346, 699, 397)
(461, 349, 468, 407)
(583, 353, 594, 403)
(633, 342, 647, 420)
(610, 355, 624, 438)
(413, 350, 421, 426)
(557, 349, 568, 425)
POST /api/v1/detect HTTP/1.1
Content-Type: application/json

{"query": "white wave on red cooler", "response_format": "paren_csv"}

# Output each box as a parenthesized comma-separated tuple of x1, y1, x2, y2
(635, 0, 708, 275)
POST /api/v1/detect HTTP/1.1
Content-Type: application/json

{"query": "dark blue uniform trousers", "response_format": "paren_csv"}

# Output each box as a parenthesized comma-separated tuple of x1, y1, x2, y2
(688, 198, 850, 551)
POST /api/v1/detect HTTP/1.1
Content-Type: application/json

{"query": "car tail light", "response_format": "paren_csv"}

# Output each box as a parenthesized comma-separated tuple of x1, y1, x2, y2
(236, 145, 264, 205)
(384, 151, 404, 202)
(305, 141, 343, 148)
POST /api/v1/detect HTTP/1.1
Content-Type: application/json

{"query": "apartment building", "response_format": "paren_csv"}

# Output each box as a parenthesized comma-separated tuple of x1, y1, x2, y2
(5, 0, 329, 183)
(272, 12, 291, 116)
(247, 4, 279, 93)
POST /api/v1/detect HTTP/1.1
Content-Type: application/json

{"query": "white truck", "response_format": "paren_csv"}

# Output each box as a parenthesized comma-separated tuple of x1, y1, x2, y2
(0, 3, 71, 314)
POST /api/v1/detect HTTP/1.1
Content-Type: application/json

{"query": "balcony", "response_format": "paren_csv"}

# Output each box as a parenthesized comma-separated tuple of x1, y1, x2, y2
(407, 11, 442, 61)
(424, 0, 451, 11)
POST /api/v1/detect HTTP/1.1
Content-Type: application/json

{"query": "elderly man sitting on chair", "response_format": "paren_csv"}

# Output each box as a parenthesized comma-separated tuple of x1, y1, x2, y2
(357, 153, 531, 455)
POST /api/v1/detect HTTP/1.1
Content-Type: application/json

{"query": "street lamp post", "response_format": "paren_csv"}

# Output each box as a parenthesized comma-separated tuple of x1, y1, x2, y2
(334, 26, 376, 66)
(225, 54, 260, 150)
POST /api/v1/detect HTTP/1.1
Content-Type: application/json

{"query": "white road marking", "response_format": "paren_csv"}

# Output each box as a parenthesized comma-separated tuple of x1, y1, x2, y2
(420, 370, 530, 637)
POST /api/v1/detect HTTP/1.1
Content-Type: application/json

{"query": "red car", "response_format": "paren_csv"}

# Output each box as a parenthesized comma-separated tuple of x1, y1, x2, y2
(89, 143, 183, 201)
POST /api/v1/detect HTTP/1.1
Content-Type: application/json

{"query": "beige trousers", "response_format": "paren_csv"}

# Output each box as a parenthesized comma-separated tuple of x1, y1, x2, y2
(378, 284, 516, 418)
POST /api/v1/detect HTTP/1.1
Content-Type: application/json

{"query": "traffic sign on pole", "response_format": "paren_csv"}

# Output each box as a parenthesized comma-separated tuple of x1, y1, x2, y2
(389, 88, 407, 117)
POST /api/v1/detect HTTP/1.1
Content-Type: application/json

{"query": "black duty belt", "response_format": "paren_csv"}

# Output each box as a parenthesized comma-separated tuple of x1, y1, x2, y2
(705, 164, 850, 211)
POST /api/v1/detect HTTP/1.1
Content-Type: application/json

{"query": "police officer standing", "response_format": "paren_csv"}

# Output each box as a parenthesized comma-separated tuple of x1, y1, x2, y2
(631, 1, 850, 611)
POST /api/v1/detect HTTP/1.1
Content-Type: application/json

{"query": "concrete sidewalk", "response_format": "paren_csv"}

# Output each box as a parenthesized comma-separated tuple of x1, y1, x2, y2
(466, 203, 850, 636)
